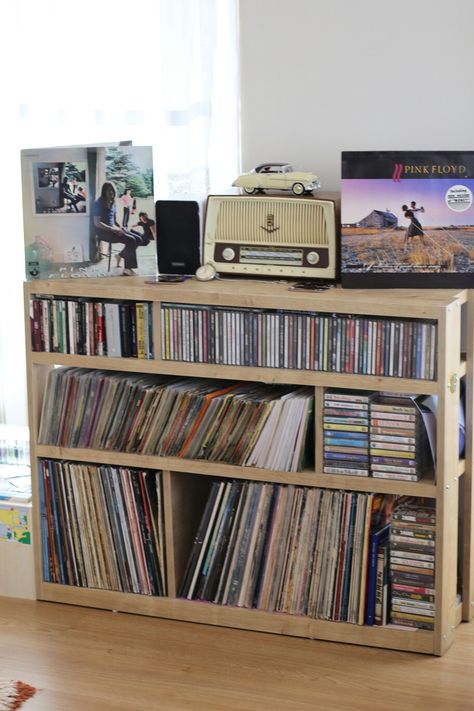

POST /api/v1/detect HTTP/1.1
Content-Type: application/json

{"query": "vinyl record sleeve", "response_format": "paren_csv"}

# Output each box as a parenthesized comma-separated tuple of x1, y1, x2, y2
(341, 151, 474, 287)
(22, 143, 156, 279)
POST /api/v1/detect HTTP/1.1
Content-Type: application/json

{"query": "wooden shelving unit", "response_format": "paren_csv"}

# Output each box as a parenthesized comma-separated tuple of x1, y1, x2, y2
(24, 277, 473, 655)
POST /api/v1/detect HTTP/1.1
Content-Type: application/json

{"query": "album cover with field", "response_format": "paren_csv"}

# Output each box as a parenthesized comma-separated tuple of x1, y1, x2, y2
(341, 151, 474, 288)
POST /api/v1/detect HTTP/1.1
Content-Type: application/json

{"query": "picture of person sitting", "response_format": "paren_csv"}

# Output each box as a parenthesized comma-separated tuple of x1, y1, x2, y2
(61, 177, 81, 212)
(133, 211, 156, 244)
(115, 211, 156, 269)
(93, 181, 148, 275)
(76, 186, 87, 204)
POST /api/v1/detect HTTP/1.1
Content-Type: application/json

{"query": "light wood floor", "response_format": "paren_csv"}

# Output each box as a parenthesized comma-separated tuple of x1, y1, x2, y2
(0, 598, 473, 711)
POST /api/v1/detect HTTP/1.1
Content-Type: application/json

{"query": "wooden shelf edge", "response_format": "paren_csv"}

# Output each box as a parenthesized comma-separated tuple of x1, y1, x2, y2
(38, 582, 435, 654)
(29, 352, 440, 394)
(24, 277, 468, 316)
(33, 445, 438, 496)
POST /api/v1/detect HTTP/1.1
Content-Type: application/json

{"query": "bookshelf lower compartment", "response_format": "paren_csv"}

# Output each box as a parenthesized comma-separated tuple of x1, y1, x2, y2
(38, 582, 437, 655)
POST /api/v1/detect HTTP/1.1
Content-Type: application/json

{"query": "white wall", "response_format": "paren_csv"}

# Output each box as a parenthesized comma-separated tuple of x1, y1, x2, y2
(239, 0, 474, 191)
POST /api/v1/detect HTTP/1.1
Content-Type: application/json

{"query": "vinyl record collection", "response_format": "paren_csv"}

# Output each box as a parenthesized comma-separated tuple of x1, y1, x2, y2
(161, 303, 437, 380)
(37, 455, 437, 626)
(38, 460, 166, 595)
(179, 481, 395, 624)
(38, 369, 314, 472)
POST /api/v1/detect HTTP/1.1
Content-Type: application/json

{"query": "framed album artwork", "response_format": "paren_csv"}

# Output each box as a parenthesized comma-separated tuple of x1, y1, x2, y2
(341, 151, 474, 288)
(22, 143, 156, 280)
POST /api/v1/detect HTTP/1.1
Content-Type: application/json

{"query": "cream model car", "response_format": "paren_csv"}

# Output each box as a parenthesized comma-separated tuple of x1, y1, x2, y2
(232, 163, 321, 195)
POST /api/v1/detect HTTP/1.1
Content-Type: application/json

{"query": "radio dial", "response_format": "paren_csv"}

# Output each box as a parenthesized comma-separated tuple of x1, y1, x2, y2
(222, 247, 235, 261)
(307, 251, 320, 265)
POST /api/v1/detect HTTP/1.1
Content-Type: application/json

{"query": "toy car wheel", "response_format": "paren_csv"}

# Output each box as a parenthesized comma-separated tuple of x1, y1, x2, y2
(292, 183, 305, 195)
(243, 187, 257, 195)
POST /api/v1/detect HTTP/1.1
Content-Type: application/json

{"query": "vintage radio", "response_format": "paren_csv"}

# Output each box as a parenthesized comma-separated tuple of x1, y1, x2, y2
(200, 193, 339, 280)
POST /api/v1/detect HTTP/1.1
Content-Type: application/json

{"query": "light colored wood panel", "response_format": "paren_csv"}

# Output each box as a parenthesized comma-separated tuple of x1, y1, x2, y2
(0, 539, 35, 599)
(24, 287, 53, 599)
(434, 303, 462, 655)
(462, 290, 474, 620)
(24, 277, 468, 317)
(33, 444, 437, 496)
(36, 582, 435, 654)
(29, 454, 43, 597)
(30, 352, 440, 393)
(30, 352, 157, 371)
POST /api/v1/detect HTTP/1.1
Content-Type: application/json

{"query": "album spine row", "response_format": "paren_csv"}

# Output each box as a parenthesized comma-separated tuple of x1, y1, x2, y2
(179, 480, 397, 626)
(38, 459, 166, 596)
(29, 296, 154, 359)
(38, 369, 314, 473)
(160, 303, 437, 380)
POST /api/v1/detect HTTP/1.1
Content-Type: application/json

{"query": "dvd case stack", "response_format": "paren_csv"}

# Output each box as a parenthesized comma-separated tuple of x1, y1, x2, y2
(370, 395, 430, 482)
(322, 390, 373, 476)
(389, 498, 436, 630)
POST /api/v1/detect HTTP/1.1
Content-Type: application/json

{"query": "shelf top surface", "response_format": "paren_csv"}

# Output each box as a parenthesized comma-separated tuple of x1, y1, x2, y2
(24, 277, 468, 317)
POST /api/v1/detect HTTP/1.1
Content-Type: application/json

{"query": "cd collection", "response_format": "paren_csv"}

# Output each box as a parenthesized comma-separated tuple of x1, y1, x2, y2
(161, 302, 437, 380)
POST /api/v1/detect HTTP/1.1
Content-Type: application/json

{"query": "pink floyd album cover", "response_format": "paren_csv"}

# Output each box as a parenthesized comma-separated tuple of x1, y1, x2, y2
(341, 151, 474, 288)
(21, 143, 156, 280)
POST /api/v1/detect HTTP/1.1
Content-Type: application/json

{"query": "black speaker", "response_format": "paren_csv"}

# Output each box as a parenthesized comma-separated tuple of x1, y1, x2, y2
(155, 200, 201, 275)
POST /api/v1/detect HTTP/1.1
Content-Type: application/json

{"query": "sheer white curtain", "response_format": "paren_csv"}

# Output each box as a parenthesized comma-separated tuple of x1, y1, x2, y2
(0, 0, 240, 428)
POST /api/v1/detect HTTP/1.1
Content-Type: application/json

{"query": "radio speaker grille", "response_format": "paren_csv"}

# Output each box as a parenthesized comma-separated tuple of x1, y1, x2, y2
(213, 197, 329, 246)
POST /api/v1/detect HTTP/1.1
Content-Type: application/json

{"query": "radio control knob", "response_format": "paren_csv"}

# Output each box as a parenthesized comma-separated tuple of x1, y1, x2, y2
(307, 251, 320, 265)
(222, 247, 235, 261)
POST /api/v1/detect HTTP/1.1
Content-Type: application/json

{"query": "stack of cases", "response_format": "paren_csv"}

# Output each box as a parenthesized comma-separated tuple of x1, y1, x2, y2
(322, 390, 374, 476)
(369, 395, 429, 482)
(389, 498, 436, 630)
